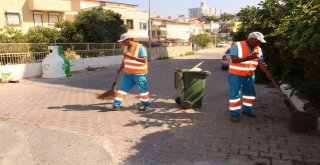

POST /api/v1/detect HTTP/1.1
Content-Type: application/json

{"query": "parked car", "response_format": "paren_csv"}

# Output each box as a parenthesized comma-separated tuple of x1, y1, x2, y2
(221, 48, 231, 70)
(216, 42, 227, 47)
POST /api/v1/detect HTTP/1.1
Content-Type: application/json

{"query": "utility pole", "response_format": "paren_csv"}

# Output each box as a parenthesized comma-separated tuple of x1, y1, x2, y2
(148, 0, 152, 61)
(215, 31, 217, 48)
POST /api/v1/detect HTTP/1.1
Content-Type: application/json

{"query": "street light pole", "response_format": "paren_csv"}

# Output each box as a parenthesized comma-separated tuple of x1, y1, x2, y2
(214, 30, 217, 48)
(148, 0, 152, 61)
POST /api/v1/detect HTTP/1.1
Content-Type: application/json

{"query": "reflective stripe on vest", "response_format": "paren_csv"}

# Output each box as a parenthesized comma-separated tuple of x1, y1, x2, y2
(228, 41, 262, 76)
(124, 43, 148, 74)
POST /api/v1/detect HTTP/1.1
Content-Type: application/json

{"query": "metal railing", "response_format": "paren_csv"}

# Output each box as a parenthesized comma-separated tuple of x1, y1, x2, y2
(0, 43, 123, 65)
(0, 42, 191, 65)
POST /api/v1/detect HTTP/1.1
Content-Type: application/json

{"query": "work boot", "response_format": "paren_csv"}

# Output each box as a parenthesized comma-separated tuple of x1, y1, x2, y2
(242, 111, 256, 118)
(231, 116, 240, 123)
(138, 105, 149, 111)
(112, 106, 120, 111)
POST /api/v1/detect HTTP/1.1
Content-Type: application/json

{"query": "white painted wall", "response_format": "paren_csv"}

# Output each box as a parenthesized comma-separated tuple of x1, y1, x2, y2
(70, 55, 122, 71)
(166, 24, 190, 41)
(0, 55, 123, 80)
(0, 45, 193, 80)
(0, 63, 42, 80)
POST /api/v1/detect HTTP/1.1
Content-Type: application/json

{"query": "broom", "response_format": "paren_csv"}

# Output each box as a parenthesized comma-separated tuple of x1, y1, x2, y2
(96, 50, 127, 100)
(95, 70, 121, 100)
(267, 73, 318, 133)
(268, 73, 293, 109)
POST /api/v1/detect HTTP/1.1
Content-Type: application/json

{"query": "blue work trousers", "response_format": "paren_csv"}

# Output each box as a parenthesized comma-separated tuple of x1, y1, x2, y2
(228, 73, 256, 116)
(113, 73, 150, 107)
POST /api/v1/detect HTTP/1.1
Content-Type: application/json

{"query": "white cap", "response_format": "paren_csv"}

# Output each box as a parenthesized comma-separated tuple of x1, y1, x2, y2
(248, 32, 266, 43)
(117, 33, 133, 42)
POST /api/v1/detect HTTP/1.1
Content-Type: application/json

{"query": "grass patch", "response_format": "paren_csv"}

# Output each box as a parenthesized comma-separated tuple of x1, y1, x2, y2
(184, 51, 195, 56)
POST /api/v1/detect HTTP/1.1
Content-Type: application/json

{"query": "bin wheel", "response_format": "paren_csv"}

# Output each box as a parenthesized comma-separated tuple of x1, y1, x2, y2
(175, 97, 182, 105)
(182, 101, 192, 109)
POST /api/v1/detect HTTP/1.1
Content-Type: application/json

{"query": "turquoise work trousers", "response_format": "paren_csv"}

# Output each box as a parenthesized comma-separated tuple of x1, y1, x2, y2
(228, 73, 256, 116)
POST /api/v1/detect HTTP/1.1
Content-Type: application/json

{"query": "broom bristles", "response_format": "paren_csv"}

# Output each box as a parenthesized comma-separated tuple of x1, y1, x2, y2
(95, 86, 116, 100)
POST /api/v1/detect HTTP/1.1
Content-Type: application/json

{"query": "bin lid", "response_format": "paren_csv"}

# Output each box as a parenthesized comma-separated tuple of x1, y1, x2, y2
(175, 68, 211, 76)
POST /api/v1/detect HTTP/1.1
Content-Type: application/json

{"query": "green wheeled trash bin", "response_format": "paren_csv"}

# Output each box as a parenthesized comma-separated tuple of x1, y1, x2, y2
(174, 68, 211, 109)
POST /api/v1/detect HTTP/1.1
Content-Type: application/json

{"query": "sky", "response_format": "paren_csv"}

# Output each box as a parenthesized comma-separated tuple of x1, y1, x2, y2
(107, 0, 263, 17)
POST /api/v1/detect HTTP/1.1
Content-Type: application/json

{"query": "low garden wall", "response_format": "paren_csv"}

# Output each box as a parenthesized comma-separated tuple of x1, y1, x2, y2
(0, 45, 192, 80)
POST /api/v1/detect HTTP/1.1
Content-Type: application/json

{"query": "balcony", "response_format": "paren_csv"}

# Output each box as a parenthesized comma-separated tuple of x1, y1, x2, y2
(28, 0, 71, 12)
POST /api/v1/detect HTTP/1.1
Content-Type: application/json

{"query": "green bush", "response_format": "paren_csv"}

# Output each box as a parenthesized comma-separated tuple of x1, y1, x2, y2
(74, 8, 127, 42)
(26, 27, 62, 43)
(55, 20, 83, 43)
(0, 26, 26, 43)
(191, 34, 211, 48)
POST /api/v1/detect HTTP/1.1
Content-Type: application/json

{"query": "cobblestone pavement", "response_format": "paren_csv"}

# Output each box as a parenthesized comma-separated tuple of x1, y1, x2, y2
(0, 49, 319, 165)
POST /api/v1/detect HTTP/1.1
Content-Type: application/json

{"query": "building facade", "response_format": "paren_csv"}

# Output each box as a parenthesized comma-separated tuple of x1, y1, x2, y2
(204, 21, 219, 33)
(102, 2, 148, 39)
(151, 17, 190, 41)
(189, 18, 205, 36)
(0, 0, 79, 33)
(188, 1, 220, 18)
(1, 0, 149, 39)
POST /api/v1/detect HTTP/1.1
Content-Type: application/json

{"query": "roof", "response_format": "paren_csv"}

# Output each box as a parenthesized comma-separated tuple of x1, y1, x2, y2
(151, 17, 189, 25)
(103, 1, 138, 7)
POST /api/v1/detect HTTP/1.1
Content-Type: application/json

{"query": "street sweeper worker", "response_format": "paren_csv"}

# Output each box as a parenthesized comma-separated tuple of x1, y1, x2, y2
(112, 33, 150, 111)
(228, 32, 271, 122)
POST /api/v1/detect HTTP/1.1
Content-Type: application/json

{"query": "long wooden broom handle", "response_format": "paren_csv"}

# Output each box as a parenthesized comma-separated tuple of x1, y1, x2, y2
(112, 71, 120, 86)
(268, 73, 288, 99)
(112, 57, 125, 86)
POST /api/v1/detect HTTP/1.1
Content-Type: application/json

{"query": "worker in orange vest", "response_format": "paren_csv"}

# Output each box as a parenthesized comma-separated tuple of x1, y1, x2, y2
(112, 33, 150, 111)
(228, 32, 271, 122)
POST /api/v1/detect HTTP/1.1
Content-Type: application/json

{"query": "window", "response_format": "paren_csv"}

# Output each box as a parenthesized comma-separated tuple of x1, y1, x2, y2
(5, 11, 20, 26)
(139, 22, 147, 30)
(33, 12, 43, 27)
(126, 19, 133, 29)
(48, 13, 59, 25)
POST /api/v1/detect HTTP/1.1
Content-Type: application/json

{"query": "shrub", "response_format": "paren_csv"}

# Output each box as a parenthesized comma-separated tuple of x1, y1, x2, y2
(190, 34, 211, 48)
(0, 26, 26, 43)
(74, 8, 127, 42)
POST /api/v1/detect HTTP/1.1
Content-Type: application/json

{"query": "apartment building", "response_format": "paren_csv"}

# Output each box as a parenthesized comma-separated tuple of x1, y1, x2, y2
(188, 1, 220, 18)
(151, 17, 190, 41)
(1, 0, 70, 33)
(1, 0, 149, 38)
(189, 18, 205, 36)
(101, 2, 148, 39)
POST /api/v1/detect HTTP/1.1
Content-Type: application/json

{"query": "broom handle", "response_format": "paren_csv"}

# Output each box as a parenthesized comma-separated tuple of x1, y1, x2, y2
(112, 57, 125, 86)
(112, 71, 120, 86)
(191, 61, 204, 70)
(268, 74, 286, 99)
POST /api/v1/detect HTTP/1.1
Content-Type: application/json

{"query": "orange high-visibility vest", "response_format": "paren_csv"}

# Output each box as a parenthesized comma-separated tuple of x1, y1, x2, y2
(123, 43, 148, 74)
(228, 41, 262, 76)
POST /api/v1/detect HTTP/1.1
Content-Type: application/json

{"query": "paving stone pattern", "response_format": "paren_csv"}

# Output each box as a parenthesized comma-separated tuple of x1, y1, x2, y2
(0, 51, 319, 165)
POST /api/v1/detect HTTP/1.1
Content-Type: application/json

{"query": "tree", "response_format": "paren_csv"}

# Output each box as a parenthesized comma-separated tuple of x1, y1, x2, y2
(26, 27, 62, 43)
(203, 16, 219, 22)
(221, 13, 234, 21)
(0, 26, 26, 43)
(74, 8, 127, 42)
(55, 20, 83, 43)
(191, 34, 211, 48)
(25, 27, 62, 52)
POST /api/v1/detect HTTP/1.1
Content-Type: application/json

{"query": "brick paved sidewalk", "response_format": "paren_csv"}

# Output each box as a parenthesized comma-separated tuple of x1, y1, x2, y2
(0, 53, 319, 165)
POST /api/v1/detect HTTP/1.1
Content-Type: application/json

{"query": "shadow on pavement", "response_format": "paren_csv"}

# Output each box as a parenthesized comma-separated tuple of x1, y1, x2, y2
(48, 103, 109, 112)
(25, 58, 218, 92)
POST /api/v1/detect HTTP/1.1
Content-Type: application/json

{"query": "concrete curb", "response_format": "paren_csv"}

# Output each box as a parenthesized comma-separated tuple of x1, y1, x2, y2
(280, 84, 320, 130)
